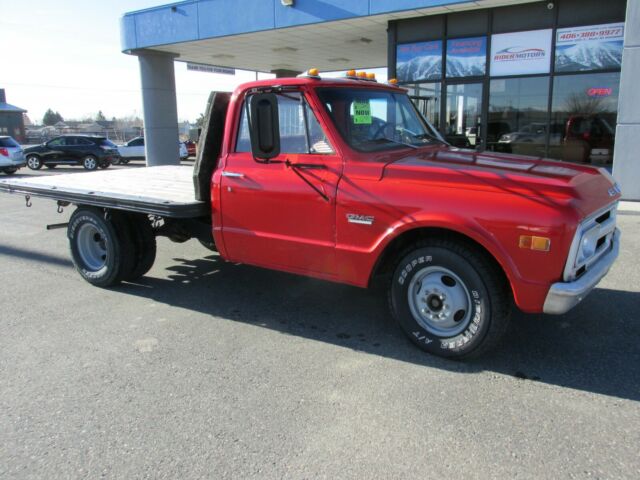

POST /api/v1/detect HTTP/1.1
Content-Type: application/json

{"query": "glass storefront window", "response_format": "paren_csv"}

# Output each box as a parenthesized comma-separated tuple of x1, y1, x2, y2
(549, 72, 620, 164)
(445, 83, 483, 148)
(487, 77, 550, 156)
(406, 82, 441, 130)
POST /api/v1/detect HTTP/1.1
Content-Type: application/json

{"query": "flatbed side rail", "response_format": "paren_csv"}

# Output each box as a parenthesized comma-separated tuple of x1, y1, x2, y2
(0, 181, 209, 219)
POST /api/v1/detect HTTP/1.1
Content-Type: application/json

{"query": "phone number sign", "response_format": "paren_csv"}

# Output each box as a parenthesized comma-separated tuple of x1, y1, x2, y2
(557, 23, 624, 44)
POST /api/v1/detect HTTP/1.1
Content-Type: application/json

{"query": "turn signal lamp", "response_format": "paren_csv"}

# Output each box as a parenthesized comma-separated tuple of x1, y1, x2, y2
(366, 72, 376, 80)
(346, 69, 356, 77)
(388, 78, 398, 85)
(519, 235, 551, 252)
(357, 71, 367, 78)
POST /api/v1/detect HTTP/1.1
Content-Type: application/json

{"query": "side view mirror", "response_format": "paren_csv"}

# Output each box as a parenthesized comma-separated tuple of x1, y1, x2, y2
(249, 93, 280, 161)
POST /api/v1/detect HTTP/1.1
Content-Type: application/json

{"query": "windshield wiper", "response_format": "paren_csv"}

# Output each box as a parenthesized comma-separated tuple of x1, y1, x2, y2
(369, 137, 419, 149)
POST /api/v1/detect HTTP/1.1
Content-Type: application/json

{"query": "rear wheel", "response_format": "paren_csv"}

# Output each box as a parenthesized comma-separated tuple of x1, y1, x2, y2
(114, 212, 157, 281)
(2, 168, 17, 175)
(82, 155, 98, 170)
(27, 155, 42, 170)
(98, 161, 110, 169)
(46, 164, 57, 169)
(389, 238, 511, 359)
(67, 207, 135, 287)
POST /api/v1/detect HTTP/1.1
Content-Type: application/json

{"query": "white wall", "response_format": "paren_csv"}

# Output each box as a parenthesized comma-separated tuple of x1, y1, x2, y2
(613, 0, 640, 200)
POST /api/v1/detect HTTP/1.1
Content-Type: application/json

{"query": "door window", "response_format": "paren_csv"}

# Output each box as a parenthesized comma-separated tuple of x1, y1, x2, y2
(47, 138, 65, 147)
(236, 92, 333, 154)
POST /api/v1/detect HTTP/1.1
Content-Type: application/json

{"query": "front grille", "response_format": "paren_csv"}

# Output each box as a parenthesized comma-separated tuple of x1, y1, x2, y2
(563, 202, 618, 282)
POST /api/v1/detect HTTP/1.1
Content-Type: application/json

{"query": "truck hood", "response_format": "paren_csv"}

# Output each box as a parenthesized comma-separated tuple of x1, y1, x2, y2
(381, 146, 621, 216)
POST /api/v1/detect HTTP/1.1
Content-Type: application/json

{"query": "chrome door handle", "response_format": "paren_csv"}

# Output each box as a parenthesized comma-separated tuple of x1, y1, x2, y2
(222, 171, 245, 178)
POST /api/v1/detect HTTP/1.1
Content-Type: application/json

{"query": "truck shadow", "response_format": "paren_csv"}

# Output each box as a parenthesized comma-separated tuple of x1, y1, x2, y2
(117, 253, 640, 402)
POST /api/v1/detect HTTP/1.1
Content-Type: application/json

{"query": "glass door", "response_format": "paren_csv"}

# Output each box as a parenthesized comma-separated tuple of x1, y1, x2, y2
(444, 82, 483, 149)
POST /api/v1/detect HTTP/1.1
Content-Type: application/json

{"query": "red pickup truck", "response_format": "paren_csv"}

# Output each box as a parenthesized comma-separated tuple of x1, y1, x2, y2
(0, 72, 622, 359)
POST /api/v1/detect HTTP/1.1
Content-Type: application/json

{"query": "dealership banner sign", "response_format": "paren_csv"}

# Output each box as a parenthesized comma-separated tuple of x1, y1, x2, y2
(490, 29, 552, 76)
(446, 37, 486, 77)
(555, 23, 624, 73)
(187, 62, 235, 75)
(396, 41, 443, 82)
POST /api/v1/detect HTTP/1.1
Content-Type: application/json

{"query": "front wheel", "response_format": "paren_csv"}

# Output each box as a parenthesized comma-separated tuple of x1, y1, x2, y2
(27, 155, 42, 170)
(82, 155, 98, 170)
(389, 239, 511, 359)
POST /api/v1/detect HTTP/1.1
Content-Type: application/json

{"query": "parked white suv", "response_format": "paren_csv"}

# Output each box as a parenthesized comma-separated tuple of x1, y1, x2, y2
(117, 136, 188, 164)
(0, 136, 26, 175)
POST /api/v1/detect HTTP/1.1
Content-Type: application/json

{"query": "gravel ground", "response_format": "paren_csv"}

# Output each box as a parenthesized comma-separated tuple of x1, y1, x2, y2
(1, 165, 639, 479)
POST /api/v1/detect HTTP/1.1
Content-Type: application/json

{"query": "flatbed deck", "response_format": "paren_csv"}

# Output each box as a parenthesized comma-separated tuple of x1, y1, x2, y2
(0, 165, 208, 218)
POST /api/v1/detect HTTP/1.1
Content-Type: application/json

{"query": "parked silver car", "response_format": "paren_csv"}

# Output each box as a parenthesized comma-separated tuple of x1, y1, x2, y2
(116, 136, 189, 164)
(0, 136, 26, 175)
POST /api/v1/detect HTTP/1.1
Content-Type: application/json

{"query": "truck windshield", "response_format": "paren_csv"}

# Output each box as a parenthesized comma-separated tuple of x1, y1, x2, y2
(316, 87, 443, 152)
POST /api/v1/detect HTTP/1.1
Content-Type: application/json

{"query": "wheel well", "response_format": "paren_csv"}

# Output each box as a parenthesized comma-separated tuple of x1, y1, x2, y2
(369, 227, 511, 292)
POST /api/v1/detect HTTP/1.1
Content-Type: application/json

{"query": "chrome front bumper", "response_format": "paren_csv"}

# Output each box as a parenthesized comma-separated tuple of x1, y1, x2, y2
(543, 228, 621, 315)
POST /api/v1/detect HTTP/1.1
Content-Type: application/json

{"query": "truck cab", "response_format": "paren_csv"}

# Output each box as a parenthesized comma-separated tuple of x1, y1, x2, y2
(201, 72, 620, 357)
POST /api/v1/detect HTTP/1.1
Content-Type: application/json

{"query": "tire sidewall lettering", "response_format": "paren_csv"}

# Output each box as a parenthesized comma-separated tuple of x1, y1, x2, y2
(393, 248, 491, 356)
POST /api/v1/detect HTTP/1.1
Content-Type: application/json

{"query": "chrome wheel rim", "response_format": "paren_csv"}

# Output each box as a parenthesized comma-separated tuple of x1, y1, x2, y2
(407, 266, 472, 337)
(27, 156, 39, 168)
(84, 157, 96, 169)
(77, 223, 107, 271)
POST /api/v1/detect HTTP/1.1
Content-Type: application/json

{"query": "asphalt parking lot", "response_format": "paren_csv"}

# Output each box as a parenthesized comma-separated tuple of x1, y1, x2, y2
(1, 165, 639, 479)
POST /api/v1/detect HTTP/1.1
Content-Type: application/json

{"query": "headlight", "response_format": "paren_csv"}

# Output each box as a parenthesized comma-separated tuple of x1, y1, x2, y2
(576, 226, 601, 264)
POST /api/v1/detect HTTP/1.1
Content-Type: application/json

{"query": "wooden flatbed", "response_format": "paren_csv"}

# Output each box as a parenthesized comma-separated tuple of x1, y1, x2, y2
(0, 166, 208, 218)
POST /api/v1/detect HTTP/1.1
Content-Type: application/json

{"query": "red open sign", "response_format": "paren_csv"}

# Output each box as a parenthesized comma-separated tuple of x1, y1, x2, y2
(587, 88, 612, 97)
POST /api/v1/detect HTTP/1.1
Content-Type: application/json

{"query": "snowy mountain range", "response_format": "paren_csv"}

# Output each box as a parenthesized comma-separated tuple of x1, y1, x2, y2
(397, 55, 442, 82)
(446, 55, 485, 77)
(555, 41, 622, 72)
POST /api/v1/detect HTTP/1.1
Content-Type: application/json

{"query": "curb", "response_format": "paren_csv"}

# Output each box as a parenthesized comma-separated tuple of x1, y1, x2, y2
(619, 201, 640, 213)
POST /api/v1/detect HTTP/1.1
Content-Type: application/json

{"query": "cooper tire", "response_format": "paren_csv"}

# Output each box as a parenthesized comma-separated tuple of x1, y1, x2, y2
(389, 239, 511, 359)
(27, 155, 42, 170)
(116, 212, 157, 281)
(67, 207, 135, 287)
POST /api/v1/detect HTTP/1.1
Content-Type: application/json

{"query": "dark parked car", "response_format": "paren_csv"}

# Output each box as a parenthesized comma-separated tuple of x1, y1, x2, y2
(24, 135, 120, 171)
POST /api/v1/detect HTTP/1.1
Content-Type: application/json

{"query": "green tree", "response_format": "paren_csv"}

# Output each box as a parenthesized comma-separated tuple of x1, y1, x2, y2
(43, 108, 63, 126)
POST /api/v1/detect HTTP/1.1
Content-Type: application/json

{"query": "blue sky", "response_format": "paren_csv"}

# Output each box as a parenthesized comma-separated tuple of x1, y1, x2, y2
(0, 1, 274, 123)
(1, 1, 387, 125)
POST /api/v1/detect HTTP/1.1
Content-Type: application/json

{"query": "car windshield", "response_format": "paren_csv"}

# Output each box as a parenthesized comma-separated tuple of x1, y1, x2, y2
(99, 139, 117, 148)
(0, 137, 19, 148)
(316, 87, 443, 152)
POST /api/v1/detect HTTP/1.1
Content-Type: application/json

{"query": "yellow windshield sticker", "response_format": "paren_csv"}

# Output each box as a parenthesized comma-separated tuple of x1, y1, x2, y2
(353, 100, 372, 124)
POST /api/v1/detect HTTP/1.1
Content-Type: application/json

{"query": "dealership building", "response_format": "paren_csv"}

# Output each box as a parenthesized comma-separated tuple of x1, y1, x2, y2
(120, 0, 640, 199)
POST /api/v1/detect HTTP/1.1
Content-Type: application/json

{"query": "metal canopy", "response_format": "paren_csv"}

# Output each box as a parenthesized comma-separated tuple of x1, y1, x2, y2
(122, 0, 540, 73)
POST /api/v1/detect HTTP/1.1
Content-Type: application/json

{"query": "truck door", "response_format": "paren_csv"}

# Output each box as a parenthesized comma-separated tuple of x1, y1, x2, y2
(220, 90, 342, 278)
